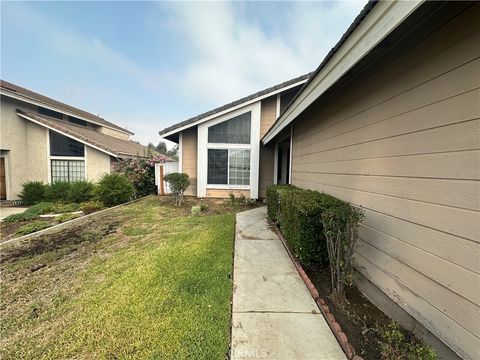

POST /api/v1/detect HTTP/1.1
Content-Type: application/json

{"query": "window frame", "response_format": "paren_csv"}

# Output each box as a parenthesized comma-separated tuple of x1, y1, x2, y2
(47, 129, 88, 183)
(197, 102, 260, 197)
(205, 114, 253, 190)
(50, 158, 86, 182)
(207, 148, 251, 188)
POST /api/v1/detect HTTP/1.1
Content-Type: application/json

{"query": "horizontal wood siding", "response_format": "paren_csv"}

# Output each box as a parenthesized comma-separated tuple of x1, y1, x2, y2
(291, 6, 480, 360)
(205, 189, 250, 198)
(181, 127, 197, 196)
(259, 96, 277, 198)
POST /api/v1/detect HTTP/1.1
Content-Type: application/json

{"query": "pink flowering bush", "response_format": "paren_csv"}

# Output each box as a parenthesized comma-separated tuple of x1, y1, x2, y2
(114, 153, 170, 197)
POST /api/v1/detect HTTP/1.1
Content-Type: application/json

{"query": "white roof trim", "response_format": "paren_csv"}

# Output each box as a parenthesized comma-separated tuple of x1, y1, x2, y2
(1, 89, 133, 136)
(17, 112, 118, 157)
(262, 0, 424, 144)
(160, 79, 307, 138)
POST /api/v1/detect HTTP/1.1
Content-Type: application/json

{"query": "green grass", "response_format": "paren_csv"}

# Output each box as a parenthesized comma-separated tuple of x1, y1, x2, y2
(1, 197, 236, 359)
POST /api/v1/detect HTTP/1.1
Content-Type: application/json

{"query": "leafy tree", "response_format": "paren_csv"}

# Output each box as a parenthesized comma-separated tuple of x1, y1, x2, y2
(164, 172, 190, 206)
(114, 153, 169, 197)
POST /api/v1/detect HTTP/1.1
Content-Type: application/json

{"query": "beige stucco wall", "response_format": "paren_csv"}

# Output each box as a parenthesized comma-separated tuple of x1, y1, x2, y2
(181, 127, 198, 196)
(0, 96, 47, 199)
(290, 6, 479, 359)
(98, 126, 131, 140)
(86, 146, 111, 182)
(258, 96, 277, 198)
(0, 96, 115, 199)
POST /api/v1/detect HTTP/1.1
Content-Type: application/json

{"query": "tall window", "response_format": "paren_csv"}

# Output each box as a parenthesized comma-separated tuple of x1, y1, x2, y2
(207, 112, 251, 187)
(49, 130, 85, 182)
(208, 112, 251, 144)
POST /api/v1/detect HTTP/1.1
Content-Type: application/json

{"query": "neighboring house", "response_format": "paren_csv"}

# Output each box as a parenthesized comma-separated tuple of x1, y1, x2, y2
(159, 73, 310, 199)
(160, 1, 479, 359)
(261, 2, 478, 360)
(0, 80, 150, 201)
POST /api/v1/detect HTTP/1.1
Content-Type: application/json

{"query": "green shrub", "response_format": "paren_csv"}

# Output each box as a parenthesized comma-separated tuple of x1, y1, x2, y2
(95, 173, 135, 207)
(44, 181, 71, 202)
(3, 212, 38, 223)
(278, 190, 343, 268)
(266, 184, 297, 223)
(67, 181, 95, 203)
(18, 181, 46, 205)
(50, 202, 81, 213)
(80, 200, 105, 214)
(164, 173, 190, 206)
(379, 321, 436, 360)
(3, 202, 55, 223)
(14, 221, 52, 237)
(322, 203, 364, 295)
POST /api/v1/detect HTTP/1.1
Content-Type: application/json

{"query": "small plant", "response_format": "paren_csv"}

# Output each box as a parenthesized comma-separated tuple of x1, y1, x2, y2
(14, 221, 52, 237)
(67, 181, 95, 203)
(191, 205, 201, 216)
(57, 213, 81, 223)
(3, 211, 37, 223)
(94, 173, 135, 207)
(379, 321, 436, 360)
(228, 192, 236, 206)
(164, 173, 190, 206)
(44, 181, 71, 202)
(80, 200, 105, 214)
(18, 181, 46, 205)
(199, 201, 208, 211)
(321, 203, 365, 297)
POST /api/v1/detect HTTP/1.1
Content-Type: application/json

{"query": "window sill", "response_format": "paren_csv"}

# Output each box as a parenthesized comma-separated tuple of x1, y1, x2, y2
(206, 185, 250, 190)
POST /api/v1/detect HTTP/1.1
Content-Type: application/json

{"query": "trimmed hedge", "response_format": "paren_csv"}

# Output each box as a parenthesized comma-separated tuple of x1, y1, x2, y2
(266, 184, 297, 223)
(266, 184, 352, 268)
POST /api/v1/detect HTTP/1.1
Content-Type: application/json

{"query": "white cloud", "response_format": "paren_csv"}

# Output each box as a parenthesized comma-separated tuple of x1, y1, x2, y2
(156, 1, 366, 107)
(2, 1, 367, 145)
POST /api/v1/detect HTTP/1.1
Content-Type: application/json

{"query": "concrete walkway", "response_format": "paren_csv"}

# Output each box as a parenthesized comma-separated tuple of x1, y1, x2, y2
(231, 206, 346, 360)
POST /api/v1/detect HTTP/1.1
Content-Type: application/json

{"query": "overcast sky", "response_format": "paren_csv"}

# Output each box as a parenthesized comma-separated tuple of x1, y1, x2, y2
(1, 1, 366, 146)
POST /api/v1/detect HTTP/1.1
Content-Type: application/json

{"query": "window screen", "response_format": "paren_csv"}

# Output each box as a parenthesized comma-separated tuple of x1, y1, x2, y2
(50, 130, 85, 157)
(229, 150, 250, 185)
(51, 160, 85, 182)
(207, 149, 228, 184)
(38, 106, 63, 119)
(208, 112, 251, 144)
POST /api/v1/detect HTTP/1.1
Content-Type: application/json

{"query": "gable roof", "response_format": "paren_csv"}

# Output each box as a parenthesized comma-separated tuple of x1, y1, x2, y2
(159, 72, 312, 138)
(0, 79, 133, 135)
(262, 0, 427, 144)
(17, 110, 150, 158)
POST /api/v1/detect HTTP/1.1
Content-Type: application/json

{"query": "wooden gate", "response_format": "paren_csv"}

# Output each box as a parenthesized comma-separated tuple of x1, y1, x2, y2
(154, 162, 179, 195)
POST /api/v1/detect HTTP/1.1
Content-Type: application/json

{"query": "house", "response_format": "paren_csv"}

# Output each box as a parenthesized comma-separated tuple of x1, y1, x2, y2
(0, 80, 150, 201)
(261, 2, 478, 360)
(159, 73, 310, 199)
(160, 1, 479, 359)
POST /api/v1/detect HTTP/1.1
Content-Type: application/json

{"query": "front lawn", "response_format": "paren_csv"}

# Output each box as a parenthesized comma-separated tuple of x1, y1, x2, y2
(1, 196, 240, 359)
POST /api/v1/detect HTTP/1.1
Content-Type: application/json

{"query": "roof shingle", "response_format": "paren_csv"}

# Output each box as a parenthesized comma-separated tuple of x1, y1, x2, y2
(17, 110, 149, 158)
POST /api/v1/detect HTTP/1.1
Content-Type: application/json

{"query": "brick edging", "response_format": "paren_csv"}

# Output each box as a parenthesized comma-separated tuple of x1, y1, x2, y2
(272, 224, 363, 360)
